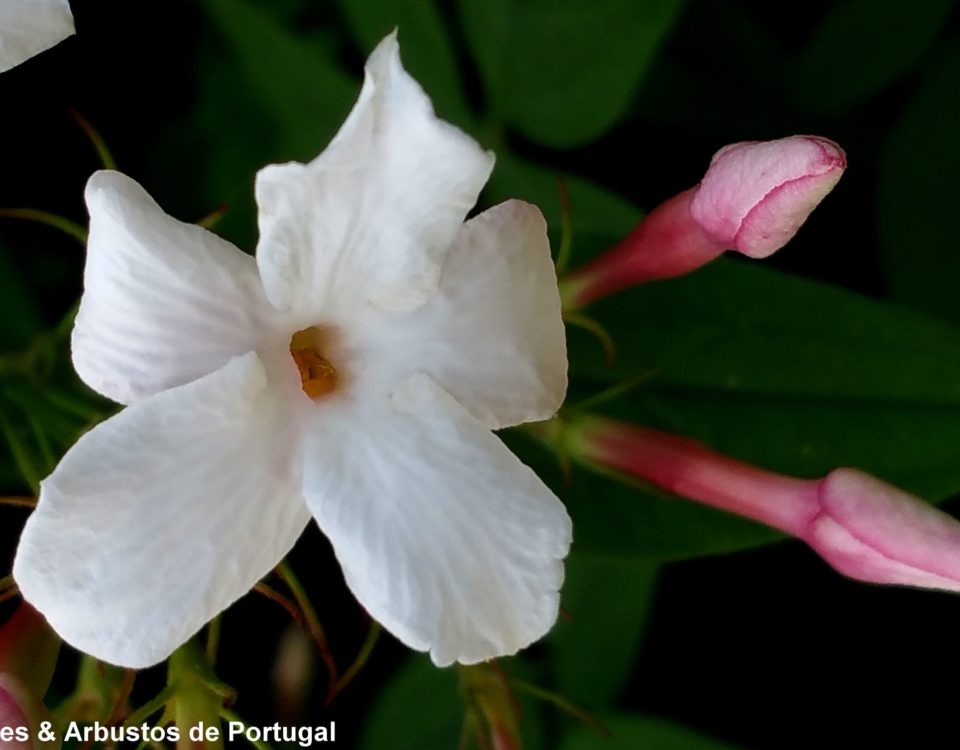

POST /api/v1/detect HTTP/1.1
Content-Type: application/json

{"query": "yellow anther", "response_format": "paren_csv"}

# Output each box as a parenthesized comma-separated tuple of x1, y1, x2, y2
(290, 327, 338, 399)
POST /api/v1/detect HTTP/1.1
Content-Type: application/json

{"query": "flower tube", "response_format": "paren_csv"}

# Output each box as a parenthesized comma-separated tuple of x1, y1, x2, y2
(561, 136, 846, 309)
(571, 417, 960, 592)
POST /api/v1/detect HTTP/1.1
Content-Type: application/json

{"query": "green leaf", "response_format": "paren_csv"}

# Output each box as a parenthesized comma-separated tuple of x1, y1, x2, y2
(336, 0, 474, 127)
(790, 0, 954, 114)
(199, 0, 356, 161)
(560, 714, 744, 750)
(358, 658, 462, 750)
(0, 246, 43, 352)
(459, 0, 685, 147)
(358, 656, 550, 750)
(878, 38, 960, 324)
(486, 155, 642, 240)
(572, 258, 960, 406)
(548, 554, 657, 706)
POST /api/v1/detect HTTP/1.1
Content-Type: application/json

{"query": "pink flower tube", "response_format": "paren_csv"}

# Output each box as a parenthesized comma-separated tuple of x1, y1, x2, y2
(573, 417, 960, 592)
(561, 136, 846, 309)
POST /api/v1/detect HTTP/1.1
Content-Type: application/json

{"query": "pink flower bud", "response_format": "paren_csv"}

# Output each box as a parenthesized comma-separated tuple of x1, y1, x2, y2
(0, 674, 55, 750)
(807, 469, 960, 591)
(559, 135, 845, 309)
(0, 605, 59, 698)
(689, 136, 846, 258)
(572, 418, 960, 592)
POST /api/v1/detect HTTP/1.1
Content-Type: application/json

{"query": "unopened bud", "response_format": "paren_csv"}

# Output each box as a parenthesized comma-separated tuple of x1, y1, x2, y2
(572, 417, 960, 593)
(560, 136, 845, 309)
(808, 469, 960, 591)
(690, 135, 846, 258)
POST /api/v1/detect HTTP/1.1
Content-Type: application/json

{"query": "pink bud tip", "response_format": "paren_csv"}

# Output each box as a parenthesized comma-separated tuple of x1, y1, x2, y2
(806, 469, 960, 592)
(689, 135, 846, 258)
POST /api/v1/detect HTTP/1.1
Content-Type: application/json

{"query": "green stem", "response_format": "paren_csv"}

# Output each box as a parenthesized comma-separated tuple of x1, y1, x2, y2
(563, 312, 616, 365)
(0, 410, 41, 492)
(219, 709, 276, 750)
(0, 496, 36, 509)
(331, 621, 381, 700)
(205, 617, 221, 666)
(554, 176, 574, 274)
(274, 561, 339, 700)
(69, 108, 117, 170)
(0, 208, 87, 244)
(104, 669, 137, 726)
(123, 684, 178, 727)
(509, 678, 611, 737)
(572, 371, 658, 411)
(253, 582, 304, 626)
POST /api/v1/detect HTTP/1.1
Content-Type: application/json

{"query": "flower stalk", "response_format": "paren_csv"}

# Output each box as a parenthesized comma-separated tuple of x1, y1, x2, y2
(570, 416, 960, 592)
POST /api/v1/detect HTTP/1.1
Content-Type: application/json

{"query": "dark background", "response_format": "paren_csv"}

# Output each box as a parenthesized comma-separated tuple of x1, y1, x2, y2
(2, 1, 959, 748)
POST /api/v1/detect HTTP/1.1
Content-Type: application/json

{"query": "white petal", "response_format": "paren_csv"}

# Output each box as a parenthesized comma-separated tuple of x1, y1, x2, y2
(370, 200, 567, 429)
(13, 353, 310, 669)
(303, 373, 571, 666)
(75, 171, 280, 404)
(254, 31, 494, 319)
(0, 0, 74, 74)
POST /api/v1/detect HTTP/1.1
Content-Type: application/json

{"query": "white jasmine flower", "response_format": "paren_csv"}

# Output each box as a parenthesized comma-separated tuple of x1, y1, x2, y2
(0, 0, 74, 74)
(13, 33, 571, 669)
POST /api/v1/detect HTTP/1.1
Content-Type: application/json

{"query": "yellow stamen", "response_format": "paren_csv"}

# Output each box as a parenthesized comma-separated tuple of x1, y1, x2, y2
(290, 327, 338, 399)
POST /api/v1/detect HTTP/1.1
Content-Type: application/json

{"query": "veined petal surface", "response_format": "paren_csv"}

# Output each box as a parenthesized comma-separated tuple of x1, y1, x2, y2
(302, 373, 572, 666)
(254, 31, 494, 320)
(14, 353, 310, 669)
(0, 0, 74, 74)
(75, 171, 279, 404)
(370, 200, 567, 429)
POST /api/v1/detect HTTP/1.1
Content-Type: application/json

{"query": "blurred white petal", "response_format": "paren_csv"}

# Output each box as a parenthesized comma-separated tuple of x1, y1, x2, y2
(0, 0, 74, 74)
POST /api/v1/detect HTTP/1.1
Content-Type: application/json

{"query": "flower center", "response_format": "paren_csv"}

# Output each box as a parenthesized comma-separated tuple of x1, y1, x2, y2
(289, 326, 338, 399)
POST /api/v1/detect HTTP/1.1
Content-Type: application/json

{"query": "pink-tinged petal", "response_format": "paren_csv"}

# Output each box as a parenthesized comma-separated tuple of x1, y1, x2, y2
(254, 31, 494, 321)
(75, 171, 280, 405)
(14, 353, 310, 669)
(811, 469, 960, 589)
(368, 200, 567, 430)
(302, 373, 571, 666)
(806, 515, 960, 592)
(0, 0, 74, 74)
(689, 135, 846, 258)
